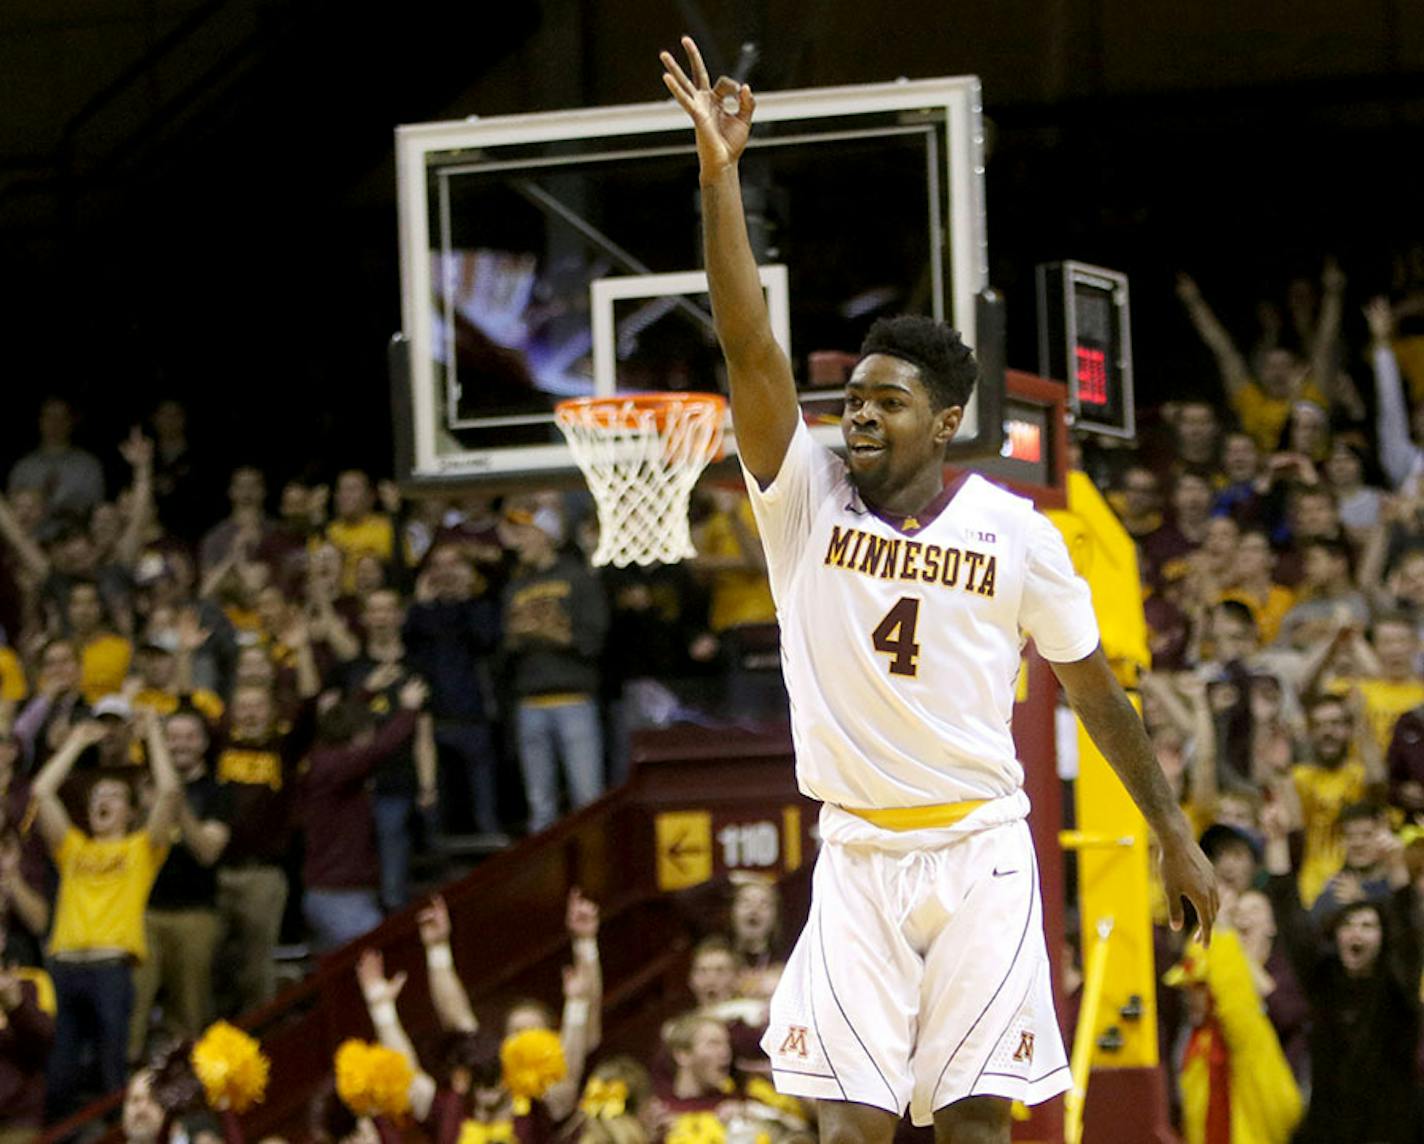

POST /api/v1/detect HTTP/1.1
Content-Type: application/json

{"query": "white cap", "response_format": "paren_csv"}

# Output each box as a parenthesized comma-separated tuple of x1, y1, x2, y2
(91, 694, 133, 721)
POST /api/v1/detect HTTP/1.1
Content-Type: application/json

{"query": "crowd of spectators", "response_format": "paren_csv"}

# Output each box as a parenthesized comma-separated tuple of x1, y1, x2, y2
(1093, 259, 1424, 1142)
(0, 397, 778, 1133)
(92, 878, 798, 1144)
(341, 878, 803, 1144)
(9, 253, 1424, 1141)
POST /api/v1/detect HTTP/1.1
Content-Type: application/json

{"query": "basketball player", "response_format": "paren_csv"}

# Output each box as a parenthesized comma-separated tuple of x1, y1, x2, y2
(660, 38, 1216, 1144)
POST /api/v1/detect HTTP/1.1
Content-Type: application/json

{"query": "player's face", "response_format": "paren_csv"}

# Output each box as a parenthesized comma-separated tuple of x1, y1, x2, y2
(842, 355, 960, 505)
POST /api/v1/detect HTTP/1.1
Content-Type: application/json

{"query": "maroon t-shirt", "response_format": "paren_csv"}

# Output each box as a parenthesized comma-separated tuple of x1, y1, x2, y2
(1136, 524, 1197, 589)
(215, 704, 315, 865)
(0, 978, 53, 1127)
(423, 1089, 552, 1144)
(300, 710, 417, 890)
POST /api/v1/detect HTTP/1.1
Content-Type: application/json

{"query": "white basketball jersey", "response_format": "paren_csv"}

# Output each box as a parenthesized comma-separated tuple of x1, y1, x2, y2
(743, 421, 1099, 813)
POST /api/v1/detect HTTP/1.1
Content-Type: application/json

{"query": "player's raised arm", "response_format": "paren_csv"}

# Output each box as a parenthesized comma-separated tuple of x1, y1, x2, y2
(661, 36, 799, 486)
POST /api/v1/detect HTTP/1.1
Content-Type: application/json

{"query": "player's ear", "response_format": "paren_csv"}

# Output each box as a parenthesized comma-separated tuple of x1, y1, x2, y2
(933, 405, 963, 446)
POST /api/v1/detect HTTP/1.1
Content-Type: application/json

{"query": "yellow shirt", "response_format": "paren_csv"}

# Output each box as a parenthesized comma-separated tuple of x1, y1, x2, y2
(1292, 760, 1367, 906)
(1230, 378, 1328, 454)
(700, 500, 776, 633)
(324, 514, 395, 593)
(0, 645, 28, 703)
(1176, 931, 1302, 1144)
(1329, 676, 1424, 756)
(80, 634, 133, 704)
(1219, 585, 1296, 647)
(48, 827, 168, 961)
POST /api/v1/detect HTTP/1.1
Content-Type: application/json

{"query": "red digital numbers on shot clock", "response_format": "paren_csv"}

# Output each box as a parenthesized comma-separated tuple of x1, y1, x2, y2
(1075, 345, 1108, 407)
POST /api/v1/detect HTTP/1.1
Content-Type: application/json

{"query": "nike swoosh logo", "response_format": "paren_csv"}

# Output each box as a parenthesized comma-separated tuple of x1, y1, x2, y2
(992, 867, 1018, 877)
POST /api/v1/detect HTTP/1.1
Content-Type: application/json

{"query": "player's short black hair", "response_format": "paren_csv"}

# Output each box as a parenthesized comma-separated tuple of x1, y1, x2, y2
(859, 316, 978, 411)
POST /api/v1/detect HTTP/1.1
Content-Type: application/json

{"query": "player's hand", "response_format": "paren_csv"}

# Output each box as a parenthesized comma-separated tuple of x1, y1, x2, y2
(1159, 832, 1218, 945)
(660, 36, 755, 179)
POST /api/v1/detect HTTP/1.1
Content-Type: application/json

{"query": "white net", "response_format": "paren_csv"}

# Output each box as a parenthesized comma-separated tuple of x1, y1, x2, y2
(555, 393, 727, 567)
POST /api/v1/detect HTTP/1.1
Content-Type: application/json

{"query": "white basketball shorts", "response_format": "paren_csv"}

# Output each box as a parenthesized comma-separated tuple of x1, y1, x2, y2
(761, 818, 1070, 1126)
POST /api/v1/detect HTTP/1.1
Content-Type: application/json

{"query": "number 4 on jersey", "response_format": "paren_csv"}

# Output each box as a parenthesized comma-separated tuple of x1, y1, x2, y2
(872, 596, 921, 677)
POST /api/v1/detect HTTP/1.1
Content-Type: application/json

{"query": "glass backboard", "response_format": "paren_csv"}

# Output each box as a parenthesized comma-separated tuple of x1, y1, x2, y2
(394, 75, 989, 486)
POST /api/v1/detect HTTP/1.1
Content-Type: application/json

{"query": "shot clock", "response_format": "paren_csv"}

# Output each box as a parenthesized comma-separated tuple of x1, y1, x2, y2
(1036, 262, 1135, 439)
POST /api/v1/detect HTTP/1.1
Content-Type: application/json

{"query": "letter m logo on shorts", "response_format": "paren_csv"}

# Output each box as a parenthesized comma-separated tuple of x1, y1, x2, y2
(1012, 1031, 1035, 1064)
(779, 1025, 810, 1059)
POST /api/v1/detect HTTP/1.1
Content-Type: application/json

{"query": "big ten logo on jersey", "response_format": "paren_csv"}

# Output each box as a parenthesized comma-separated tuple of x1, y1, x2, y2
(822, 525, 997, 597)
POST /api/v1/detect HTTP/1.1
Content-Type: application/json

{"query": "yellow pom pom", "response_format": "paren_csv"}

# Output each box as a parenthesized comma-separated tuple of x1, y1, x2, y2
(334, 1040, 414, 1119)
(743, 1076, 807, 1121)
(191, 1021, 269, 1114)
(666, 1111, 726, 1144)
(456, 1120, 516, 1144)
(579, 1077, 629, 1120)
(499, 1028, 566, 1103)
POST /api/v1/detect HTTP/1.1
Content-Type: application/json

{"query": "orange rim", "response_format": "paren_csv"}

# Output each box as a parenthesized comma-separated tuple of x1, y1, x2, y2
(555, 391, 727, 430)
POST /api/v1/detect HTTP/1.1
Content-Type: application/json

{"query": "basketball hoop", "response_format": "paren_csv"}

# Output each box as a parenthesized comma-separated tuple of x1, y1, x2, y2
(555, 392, 728, 568)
